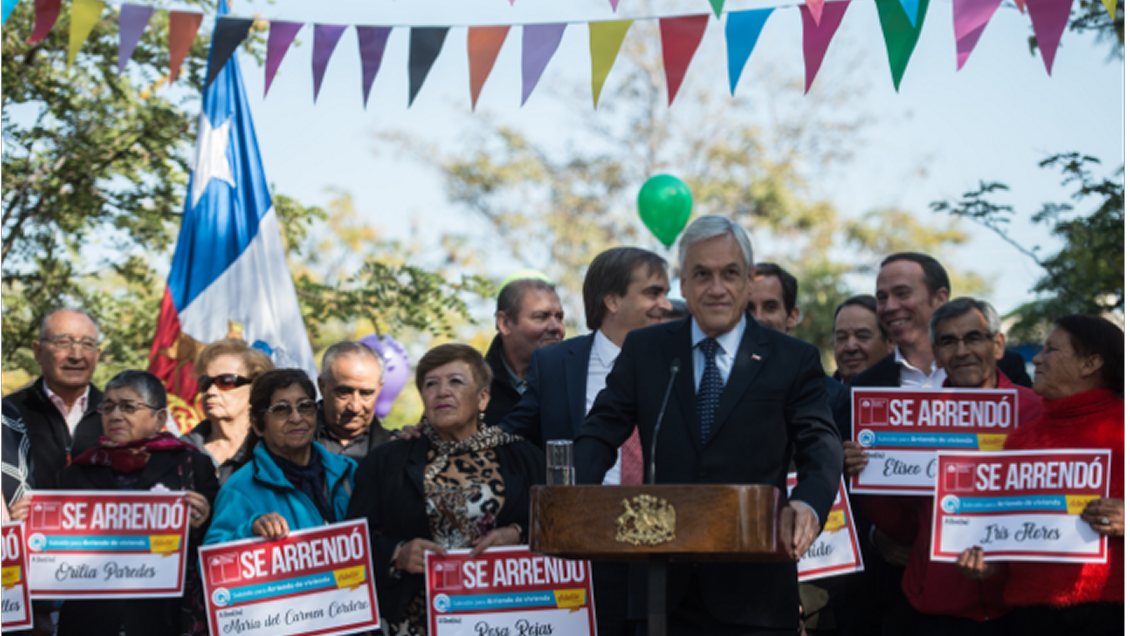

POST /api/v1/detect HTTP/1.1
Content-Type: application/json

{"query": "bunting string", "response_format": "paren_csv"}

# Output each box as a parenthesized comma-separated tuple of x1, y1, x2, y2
(3, 0, 1105, 109)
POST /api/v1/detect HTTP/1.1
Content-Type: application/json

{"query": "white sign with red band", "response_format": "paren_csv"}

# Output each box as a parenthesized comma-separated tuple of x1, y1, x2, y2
(787, 475, 864, 581)
(198, 519, 379, 636)
(851, 388, 1020, 496)
(930, 450, 1111, 563)
(24, 491, 189, 599)
(2, 523, 33, 632)
(426, 546, 596, 636)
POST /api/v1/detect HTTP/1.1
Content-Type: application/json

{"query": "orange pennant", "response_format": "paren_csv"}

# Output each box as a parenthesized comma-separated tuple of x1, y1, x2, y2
(467, 26, 509, 110)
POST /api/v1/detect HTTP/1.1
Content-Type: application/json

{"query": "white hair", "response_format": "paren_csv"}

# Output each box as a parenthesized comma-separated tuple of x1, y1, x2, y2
(929, 297, 1003, 345)
(39, 307, 101, 342)
(676, 215, 755, 274)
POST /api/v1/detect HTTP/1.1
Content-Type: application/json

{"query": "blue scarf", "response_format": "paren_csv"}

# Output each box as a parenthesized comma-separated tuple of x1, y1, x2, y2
(265, 446, 334, 523)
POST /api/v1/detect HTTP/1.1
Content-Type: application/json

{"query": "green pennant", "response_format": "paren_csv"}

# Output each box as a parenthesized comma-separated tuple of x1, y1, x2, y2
(709, 0, 726, 18)
(875, 0, 929, 91)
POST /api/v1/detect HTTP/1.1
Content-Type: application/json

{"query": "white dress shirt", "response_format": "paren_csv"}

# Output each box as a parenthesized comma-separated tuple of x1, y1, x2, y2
(895, 346, 948, 388)
(44, 384, 89, 435)
(690, 314, 746, 390)
(587, 329, 624, 485)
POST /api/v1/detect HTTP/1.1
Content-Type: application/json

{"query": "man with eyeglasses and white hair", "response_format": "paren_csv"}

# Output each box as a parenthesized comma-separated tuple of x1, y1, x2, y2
(575, 215, 842, 635)
(3, 308, 104, 491)
(857, 297, 1042, 634)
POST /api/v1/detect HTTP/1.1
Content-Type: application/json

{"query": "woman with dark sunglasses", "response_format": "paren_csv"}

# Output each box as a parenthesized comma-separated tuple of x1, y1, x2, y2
(205, 369, 356, 546)
(181, 339, 273, 485)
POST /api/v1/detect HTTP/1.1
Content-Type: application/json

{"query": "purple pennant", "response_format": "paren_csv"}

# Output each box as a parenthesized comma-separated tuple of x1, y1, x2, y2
(117, 4, 153, 75)
(356, 26, 392, 109)
(313, 24, 348, 103)
(520, 23, 567, 106)
(265, 21, 301, 97)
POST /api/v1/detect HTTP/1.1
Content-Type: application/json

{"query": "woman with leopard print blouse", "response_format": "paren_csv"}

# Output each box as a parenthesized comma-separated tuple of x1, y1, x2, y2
(348, 343, 545, 636)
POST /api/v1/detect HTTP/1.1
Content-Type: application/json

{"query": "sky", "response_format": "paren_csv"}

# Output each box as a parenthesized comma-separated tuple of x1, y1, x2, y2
(206, 0, 1123, 322)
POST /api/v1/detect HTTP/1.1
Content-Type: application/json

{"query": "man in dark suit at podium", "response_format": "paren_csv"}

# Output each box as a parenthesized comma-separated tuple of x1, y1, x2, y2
(575, 215, 843, 635)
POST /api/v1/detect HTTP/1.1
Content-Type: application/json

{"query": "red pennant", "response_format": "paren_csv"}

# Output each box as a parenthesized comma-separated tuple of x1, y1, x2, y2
(1015, 0, 1027, 13)
(168, 11, 203, 84)
(659, 14, 710, 106)
(468, 26, 509, 110)
(26, 0, 61, 44)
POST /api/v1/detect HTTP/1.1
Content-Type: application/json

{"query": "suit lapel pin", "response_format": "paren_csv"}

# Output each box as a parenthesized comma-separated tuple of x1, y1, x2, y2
(751, 352, 762, 361)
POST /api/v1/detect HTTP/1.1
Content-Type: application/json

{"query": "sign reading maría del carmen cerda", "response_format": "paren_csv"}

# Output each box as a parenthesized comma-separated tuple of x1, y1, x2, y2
(931, 449, 1111, 563)
(24, 491, 190, 599)
(198, 519, 379, 636)
(851, 388, 1019, 496)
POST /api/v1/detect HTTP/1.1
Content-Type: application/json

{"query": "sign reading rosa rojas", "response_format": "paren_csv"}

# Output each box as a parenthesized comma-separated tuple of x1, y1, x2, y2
(851, 388, 1019, 496)
(427, 546, 596, 636)
(931, 449, 1111, 564)
(198, 519, 379, 636)
(24, 491, 189, 599)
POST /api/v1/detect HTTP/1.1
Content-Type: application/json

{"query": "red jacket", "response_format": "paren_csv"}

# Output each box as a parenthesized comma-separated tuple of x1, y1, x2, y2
(863, 371, 1043, 620)
(1002, 389, 1124, 608)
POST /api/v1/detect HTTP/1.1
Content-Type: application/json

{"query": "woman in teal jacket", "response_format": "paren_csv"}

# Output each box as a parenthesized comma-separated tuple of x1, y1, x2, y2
(206, 369, 356, 545)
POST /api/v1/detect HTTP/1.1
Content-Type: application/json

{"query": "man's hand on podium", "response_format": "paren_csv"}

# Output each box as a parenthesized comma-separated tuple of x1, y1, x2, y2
(779, 500, 820, 561)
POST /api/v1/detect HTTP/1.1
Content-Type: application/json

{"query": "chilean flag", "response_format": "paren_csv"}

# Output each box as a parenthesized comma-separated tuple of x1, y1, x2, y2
(149, 3, 316, 433)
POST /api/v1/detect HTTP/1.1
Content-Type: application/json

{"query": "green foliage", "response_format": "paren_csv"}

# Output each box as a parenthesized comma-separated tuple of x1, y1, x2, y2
(2, 1, 213, 382)
(2, 4, 484, 392)
(931, 153, 1124, 343)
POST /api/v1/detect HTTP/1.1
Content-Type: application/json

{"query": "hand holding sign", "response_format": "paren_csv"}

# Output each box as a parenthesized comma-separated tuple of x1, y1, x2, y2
(780, 501, 820, 561)
(842, 440, 868, 477)
(1081, 498, 1124, 537)
(185, 491, 211, 530)
(252, 513, 290, 540)
(397, 538, 447, 574)
(7, 497, 29, 523)
(956, 546, 1000, 581)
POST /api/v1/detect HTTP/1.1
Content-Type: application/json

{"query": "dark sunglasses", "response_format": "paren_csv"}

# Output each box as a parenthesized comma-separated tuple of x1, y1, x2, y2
(197, 374, 252, 392)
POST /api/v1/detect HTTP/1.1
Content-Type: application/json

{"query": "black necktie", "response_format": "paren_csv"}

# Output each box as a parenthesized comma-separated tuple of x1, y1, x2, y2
(697, 338, 723, 445)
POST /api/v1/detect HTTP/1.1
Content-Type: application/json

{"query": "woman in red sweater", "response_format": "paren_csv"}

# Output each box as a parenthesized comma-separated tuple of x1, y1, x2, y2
(959, 314, 1124, 636)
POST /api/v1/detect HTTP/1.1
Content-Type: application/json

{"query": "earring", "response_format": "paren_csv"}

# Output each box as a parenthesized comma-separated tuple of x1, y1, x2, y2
(479, 412, 485, 423)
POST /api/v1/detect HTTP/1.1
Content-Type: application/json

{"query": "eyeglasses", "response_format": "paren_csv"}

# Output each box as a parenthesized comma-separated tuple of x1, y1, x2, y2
(266, 400, 318, 419)
(100, 399, 160, 415)
(44, 335, 99, 353)
(936, 331, 995, 351)
(197, 374, 252, 392)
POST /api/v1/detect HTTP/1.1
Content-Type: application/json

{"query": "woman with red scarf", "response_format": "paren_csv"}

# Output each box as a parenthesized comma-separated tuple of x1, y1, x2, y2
(54, 370, 219, 636)
(958, 315, 1124, 636)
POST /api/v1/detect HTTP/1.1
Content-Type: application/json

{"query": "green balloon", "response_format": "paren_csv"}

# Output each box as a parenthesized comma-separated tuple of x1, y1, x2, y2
(638, 174, 693, 248)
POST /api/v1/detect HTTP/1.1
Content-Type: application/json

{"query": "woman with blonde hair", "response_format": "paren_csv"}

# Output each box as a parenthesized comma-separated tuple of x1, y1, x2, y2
(182, 339, 273, 485)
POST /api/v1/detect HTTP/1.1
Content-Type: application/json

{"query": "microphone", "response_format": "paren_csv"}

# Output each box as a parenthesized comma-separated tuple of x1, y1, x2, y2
(648, 358, 680, 485)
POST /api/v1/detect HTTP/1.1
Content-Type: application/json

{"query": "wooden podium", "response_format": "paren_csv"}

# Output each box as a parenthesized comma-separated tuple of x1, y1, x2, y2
(529, 485, 787, 636)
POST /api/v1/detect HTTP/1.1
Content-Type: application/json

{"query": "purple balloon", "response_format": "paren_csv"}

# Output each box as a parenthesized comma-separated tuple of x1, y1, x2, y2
(358, 334, 411, 419)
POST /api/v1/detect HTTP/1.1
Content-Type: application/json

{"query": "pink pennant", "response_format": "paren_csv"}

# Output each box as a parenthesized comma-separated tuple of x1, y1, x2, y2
(1028, 0, 1073, 75)
(610, 0, 621, 9)
(801, 1, 850, 94)
(807, 0, 826, 25)
(953, 0, 1002, 70)
(1014, 0, 1027, 13)
(659, 14, 710, 106)
(265, 21, 301, 97)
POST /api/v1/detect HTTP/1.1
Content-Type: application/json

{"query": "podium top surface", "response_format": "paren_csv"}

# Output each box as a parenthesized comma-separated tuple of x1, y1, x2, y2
(529, 484, 788, 562)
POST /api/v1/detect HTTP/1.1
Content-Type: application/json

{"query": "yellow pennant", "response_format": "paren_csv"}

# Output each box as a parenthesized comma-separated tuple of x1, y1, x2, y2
(1102, 0, 1117, 19)
(68, 0, 106, 67)
(589, 20, 633, 108)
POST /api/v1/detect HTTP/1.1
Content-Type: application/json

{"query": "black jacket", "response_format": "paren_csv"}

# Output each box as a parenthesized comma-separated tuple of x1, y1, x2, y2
(313, 405, 392, 462)
(3, 378, 103, 490)
(851, 349, 1032, 389)
(347, 435, 545, 625)
(482, 335, 523, 427)
(575, 317, 843, 629)
(55, 446, 220, 636)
